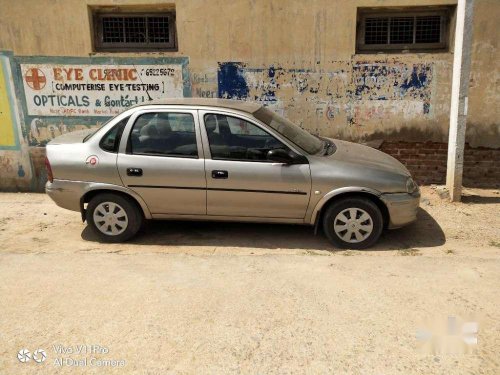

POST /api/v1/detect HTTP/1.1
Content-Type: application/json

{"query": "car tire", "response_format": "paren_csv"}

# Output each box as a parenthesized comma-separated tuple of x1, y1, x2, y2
(322, 197, 383, 249)
(86, 193, 143, 243)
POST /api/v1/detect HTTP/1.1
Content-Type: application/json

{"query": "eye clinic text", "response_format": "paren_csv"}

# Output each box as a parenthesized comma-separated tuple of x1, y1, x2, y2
(53, 68, 138, 81)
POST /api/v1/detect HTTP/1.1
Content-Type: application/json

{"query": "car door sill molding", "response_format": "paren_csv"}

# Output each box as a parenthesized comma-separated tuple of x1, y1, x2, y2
(150, 213, 306, 224)
(128, 185, 308, 195)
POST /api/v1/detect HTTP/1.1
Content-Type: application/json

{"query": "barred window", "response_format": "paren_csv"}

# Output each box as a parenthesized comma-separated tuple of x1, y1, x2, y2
(356, 7, 453, 53)
(93, 11, 177, 51)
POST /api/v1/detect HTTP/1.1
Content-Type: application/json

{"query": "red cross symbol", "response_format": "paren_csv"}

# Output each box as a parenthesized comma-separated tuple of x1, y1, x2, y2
(25, 68, 46, 90)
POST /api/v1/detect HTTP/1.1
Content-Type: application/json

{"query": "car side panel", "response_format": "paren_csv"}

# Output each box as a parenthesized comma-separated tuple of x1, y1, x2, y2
(116, 108, 207, 215)
(46, 142, 123, 186)
(205, 159, 312, 218)
(198, 110, 312, 219)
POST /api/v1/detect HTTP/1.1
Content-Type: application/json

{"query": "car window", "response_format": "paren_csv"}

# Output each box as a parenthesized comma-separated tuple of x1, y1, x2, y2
(204, 114, 289, 161)
(129, 112, 198, 157)
(99, 116, 129, 153)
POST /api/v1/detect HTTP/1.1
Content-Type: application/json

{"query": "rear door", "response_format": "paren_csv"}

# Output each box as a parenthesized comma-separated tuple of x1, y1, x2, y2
(199, 110, 312, 219)
(117, 108, 206, 215)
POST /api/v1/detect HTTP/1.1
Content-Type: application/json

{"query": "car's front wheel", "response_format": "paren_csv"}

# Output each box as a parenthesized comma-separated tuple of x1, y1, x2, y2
(86, 193, 143, 243)
(322, 197, 383, 249)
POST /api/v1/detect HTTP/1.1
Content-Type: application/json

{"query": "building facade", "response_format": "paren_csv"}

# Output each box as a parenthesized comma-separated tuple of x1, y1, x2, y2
(0, 0, 498, 191)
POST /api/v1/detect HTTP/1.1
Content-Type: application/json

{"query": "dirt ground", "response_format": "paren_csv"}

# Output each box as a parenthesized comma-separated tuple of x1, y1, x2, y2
(0, 186, 499, 374)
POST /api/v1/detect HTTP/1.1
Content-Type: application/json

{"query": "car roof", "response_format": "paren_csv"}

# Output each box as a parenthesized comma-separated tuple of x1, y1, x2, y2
(132, 98, 262, 114)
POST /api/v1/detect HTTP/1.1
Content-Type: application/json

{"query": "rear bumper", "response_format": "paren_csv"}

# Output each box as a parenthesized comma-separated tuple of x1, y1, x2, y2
(46, 179, 152, 219)
(381, 191, 420, 229)
(45, 180, 83, 212)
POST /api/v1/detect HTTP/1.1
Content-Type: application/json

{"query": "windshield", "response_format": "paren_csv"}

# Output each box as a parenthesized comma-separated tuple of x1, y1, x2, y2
(253, 107, 324, 155)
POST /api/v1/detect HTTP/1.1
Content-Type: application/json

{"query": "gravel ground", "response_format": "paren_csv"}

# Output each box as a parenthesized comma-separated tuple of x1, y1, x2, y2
(0, 186, 499, 374)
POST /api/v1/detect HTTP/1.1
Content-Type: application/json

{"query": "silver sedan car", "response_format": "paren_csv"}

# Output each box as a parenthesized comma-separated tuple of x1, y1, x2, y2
(45, 98, 420, 249)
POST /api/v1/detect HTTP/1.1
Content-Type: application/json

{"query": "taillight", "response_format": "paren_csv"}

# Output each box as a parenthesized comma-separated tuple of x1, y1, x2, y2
(45, 156, 54, 183)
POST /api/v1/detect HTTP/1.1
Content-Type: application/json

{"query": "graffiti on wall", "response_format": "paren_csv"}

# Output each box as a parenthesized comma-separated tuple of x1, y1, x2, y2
(15, 57, 190, 146)
(217, 61, 433, 138)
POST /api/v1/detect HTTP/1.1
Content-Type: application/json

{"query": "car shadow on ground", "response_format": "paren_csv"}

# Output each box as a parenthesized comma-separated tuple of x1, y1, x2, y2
(82, 208, 445, 252)
(373, 208, 445, 250)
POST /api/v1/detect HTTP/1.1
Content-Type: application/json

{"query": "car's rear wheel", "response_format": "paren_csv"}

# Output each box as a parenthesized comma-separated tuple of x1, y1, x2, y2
(322, 197, 383, 249)
(86, 193, 143, 243)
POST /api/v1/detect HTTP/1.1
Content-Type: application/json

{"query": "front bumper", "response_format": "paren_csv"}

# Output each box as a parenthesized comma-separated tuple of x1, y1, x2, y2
(381, 191, 420, 229)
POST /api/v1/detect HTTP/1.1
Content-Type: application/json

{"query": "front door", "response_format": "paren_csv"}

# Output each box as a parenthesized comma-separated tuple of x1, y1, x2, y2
(118, 109, 206, 215)
(200, 111, 311, 219)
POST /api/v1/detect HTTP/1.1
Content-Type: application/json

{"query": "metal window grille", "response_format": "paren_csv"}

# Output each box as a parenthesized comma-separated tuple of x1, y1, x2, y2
(148, 17, 170, 43)
(416, 16, 442, 43)
(357, 8, 451, 53)
(94, 12, 176, 51)
(365, 18, 388, 44)
(390, 17, 414, 44)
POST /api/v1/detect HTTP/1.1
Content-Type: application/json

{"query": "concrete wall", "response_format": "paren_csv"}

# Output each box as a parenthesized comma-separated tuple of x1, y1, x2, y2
(0, 0, 498, 190)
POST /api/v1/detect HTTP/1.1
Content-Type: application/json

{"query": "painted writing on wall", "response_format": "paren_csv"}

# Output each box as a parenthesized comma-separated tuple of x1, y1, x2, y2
(15, 57, 189, 146)
(20, 64, 184, 117)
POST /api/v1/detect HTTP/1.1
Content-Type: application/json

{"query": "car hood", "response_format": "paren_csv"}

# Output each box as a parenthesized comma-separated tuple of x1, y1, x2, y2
(48, 129, 95, 145)
(327, 139, 410, 176)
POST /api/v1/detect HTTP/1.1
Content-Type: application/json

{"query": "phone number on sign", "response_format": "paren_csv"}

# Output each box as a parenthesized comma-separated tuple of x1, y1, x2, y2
(143, 68, 175, 77)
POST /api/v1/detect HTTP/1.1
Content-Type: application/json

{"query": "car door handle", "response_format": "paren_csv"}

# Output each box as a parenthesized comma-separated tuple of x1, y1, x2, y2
(126, 168, 143, 177)
(211, 170, 228, 179)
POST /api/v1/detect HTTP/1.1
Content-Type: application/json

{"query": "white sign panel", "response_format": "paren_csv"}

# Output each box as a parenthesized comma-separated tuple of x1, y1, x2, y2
(20, 64, 184, 116)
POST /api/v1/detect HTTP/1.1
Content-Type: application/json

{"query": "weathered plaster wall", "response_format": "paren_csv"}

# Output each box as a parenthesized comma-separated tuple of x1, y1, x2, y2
(216, 59, 443, 143)
(1, 0, 498, 147)
(0, 0, 498, 191)
(0, 52, 33, 191)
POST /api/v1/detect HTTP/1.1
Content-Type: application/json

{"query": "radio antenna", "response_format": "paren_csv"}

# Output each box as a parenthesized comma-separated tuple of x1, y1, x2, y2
(133, 64, 153, 101)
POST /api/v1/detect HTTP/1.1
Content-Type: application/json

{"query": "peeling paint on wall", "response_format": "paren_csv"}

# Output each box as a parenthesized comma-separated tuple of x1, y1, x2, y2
(217, 61, 434, 140)
(218, 62, 249, 100)
(352, 63, 432, 103)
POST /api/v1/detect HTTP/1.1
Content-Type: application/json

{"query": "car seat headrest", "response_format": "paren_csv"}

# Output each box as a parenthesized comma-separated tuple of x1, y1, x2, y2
(205, 115, 217, 133)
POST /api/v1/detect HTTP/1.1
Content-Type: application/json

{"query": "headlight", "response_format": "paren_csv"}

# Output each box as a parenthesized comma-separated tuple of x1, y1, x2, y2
(406, 177, 418, 194)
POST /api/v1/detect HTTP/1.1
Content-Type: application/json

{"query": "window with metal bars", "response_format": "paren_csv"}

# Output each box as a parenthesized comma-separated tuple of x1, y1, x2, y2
(356, 7, 453, 53)
(93, 11, 177, 51)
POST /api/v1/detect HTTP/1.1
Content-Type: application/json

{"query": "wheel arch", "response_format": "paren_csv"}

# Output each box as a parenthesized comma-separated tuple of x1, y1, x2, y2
(80, 187, 151, 222)
(311, 188, 389, 229)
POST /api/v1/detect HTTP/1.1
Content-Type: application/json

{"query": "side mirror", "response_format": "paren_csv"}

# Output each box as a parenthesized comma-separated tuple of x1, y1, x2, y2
(267, 149, 308, 164)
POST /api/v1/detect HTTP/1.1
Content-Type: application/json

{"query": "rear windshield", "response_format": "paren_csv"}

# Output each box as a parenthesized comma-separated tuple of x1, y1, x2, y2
(83, 117, 114, 142)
